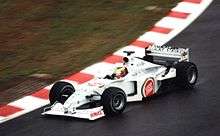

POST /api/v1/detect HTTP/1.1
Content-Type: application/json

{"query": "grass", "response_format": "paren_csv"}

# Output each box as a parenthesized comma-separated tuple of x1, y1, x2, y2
(0, 0, 180, 89)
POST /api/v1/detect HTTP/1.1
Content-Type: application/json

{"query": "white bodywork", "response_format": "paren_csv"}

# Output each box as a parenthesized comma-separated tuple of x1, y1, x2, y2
(42, 45, 189, 120)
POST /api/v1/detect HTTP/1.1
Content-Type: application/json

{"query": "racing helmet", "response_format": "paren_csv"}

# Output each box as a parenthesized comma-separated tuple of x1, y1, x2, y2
(114, 66, 128, 79)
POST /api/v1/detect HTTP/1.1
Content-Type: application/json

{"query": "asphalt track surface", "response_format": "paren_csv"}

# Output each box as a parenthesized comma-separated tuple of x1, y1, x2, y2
(0, 1, 219, 136)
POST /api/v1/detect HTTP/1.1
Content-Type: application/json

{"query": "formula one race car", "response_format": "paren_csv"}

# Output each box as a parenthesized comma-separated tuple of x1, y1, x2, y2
(42, 45, 198, 120)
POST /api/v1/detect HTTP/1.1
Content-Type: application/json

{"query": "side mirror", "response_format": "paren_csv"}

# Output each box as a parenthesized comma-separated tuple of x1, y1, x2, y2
(123, 57, 129, 63)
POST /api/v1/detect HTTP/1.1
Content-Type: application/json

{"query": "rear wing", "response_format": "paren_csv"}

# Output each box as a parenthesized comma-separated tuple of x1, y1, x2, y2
(145, 45, 190, 62)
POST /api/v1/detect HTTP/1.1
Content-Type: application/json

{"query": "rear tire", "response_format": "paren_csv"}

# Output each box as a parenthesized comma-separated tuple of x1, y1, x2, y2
(101, 87, 127, 116)
(49, 81, 75, 105)
(174, 62, 198, 88)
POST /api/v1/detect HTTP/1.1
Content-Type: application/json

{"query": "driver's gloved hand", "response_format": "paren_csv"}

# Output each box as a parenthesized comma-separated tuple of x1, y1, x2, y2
(104, 75, 113, 79)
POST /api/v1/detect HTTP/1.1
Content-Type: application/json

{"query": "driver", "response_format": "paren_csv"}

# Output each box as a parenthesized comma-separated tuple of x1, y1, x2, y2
(104, 57, 129, 80)
(114, 66, 128, 79)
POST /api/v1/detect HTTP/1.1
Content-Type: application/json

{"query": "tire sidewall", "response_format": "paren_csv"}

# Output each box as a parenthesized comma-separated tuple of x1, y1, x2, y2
(174, 62, 198, 88)
(101, 87, 127, 116)
(59, 84, 75, 104)
(110, 92, 126, 113)
(186, 65, 198, 86)
(49, 81, 75, 105)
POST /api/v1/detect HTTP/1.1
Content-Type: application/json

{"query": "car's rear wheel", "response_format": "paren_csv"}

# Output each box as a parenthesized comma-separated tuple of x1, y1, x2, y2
(49, 81, 75, 105)
(101, 87, 127, 116)
(174, 62, 198, 88)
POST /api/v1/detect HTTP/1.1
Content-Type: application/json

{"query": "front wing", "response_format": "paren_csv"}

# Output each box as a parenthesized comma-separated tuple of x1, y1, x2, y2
(42, 103, 105, 120)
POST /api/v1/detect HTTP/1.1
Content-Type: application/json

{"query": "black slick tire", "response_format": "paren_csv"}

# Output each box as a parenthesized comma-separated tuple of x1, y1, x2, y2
(101, 87, 127, 116)
(174, 62, 198, 88)
(49, 81, 75, 105)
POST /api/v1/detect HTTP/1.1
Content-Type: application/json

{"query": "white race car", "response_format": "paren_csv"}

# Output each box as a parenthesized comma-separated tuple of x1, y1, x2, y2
(42, 45, 198, 120)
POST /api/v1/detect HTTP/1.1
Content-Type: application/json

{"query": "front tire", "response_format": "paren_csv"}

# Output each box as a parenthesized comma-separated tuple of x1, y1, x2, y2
(101, 87, 127, 116)
(49, 81, 75, 105)
(174, 62, 198, 88)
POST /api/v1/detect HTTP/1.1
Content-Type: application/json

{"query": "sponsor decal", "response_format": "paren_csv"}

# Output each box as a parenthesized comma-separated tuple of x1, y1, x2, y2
(88, 81, 104, 88)
(90, 111, 103, 118)
(142, 78, 154, 97)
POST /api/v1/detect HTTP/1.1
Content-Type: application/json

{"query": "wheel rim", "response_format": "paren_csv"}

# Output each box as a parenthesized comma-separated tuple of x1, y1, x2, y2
(60, 86, 74, 103)
(112, 94, 125, 110)
(188, 67, 197, 84)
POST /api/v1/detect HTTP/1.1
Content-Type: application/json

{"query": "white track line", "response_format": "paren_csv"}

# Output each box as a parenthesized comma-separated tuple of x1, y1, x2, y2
(81, 62, 115, 76)
(155, 17, 187, 29)
(137, 32, 170, 46)
(9, 96, 49, 111)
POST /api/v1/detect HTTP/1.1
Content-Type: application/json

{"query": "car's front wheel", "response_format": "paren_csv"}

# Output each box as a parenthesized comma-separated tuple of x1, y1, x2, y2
(49, 81, 75, 105)
(101, 87, 127, 116)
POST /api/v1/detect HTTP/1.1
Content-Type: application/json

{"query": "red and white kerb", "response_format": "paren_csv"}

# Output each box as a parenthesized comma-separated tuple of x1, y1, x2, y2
(142, 78, 155, 97)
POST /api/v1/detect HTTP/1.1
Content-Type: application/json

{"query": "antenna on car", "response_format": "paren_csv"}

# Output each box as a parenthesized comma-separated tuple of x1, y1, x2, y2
(123, 51, 135, 56)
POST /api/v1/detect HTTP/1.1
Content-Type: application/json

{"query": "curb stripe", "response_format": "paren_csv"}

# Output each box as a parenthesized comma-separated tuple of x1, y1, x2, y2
(130, 40, 151, 48)
(32, 88, 49, 100)
(114, 45, 145, 58)
(183, 0, 202, 4)
(168, 11, 190, 19)
(65, 72, 94, 84)
(103, 55, 123, 64)
(0, 105, 23, 117)
(9, 96, 49, 111)
(150, 26, 173, 34)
